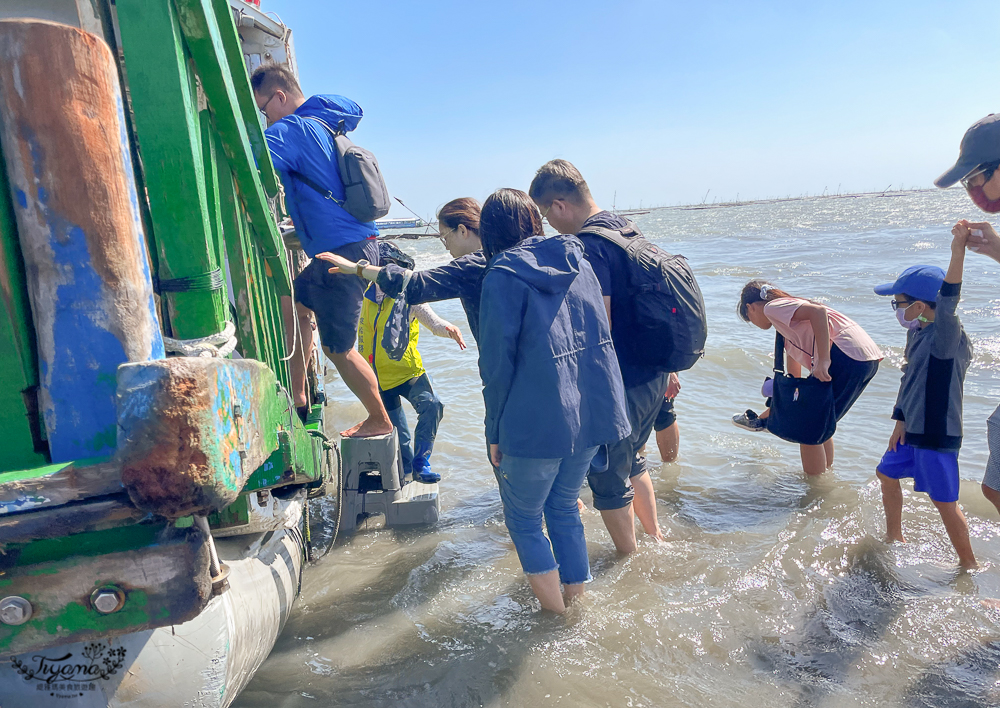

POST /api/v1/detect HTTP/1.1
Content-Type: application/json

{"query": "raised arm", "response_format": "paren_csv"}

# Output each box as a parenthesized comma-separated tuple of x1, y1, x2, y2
(790, 301, 832, 381)
(932, 228, 968, 360)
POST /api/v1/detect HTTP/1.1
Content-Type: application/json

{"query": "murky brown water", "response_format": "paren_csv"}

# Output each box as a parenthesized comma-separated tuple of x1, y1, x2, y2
(234, 190, 1000, 708)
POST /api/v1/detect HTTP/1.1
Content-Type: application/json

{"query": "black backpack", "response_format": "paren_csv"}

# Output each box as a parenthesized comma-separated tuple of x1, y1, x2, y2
(578, 219, 707, 372)
(291, 116, 391, 224)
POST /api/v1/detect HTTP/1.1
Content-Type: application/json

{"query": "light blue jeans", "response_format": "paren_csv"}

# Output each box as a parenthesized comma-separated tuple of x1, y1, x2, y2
(496, 446, 598, 585)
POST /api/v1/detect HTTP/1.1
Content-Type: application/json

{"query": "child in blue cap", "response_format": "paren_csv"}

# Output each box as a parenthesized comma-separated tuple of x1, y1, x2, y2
(873, 230, 976, 568)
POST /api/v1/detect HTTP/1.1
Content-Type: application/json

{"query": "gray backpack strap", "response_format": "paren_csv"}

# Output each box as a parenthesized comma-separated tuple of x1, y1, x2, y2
(577, 218, 643, 251)
(288, 116, 344, 204)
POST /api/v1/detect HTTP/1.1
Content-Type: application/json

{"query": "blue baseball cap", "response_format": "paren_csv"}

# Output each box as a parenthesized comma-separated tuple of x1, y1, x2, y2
(874, 265, 944, 301)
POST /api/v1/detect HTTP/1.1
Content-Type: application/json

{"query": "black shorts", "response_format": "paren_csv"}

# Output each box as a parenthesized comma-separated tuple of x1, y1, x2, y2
(653, 397, 676, 432)
(829, 344, 879, 422)
(293, 238, 380, 354)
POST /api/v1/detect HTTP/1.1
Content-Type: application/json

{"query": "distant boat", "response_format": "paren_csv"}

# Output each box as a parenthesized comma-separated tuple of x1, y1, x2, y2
(376, 217, 427, 229)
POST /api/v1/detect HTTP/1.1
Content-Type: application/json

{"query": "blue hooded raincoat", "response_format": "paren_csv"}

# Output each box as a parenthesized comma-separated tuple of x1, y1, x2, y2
(478, 235, 631, 459)
(264, 94, 378, 256)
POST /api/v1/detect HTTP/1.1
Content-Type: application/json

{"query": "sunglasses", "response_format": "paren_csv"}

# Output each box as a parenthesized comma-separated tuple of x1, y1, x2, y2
(962, 162, 1000, 190)
(890, 299, 914, 311)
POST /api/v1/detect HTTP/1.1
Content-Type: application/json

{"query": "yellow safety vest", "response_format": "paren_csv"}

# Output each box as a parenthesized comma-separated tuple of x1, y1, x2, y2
(357, 284, 424, 391)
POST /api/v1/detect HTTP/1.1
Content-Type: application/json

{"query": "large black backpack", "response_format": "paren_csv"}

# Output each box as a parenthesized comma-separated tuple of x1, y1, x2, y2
(578, 219, 707, 372)
(292, 116, 391, 224)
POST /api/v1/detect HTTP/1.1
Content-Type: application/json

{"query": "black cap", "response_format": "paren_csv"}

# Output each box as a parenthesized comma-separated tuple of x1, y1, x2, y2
(936, 114, 1000, 188)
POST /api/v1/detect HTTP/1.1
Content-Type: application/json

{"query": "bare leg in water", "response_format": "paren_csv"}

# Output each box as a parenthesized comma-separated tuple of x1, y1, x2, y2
(632, 471, 665, 541)
(325, 346, 392, 438)
(527, 569, 566, 613)
(934, 500, 978, 569)
(282, 297, 315, 409)
(800, 438, 835, 476)
(877, 471, 906, 543)
(600, 505, 637, 555)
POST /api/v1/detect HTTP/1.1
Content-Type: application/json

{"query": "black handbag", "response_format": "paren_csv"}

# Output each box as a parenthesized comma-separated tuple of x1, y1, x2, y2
(765, 333, 837, 445)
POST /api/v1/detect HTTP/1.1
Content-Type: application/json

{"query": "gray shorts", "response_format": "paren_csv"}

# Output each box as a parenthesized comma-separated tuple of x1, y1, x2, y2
(984, 404, 1000, 491)
(587, 370, 671, 511)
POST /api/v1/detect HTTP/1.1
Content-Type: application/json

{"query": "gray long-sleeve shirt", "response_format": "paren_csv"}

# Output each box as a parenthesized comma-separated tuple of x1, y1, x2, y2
(892, 281, 972, 451)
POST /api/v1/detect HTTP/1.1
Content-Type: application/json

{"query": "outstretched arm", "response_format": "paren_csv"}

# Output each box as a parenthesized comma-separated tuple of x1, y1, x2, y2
(412, 303, 466, 350)
(314, 252, 382, 283)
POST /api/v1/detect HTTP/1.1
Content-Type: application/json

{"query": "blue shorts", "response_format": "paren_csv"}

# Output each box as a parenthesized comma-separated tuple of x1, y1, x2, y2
(876, 444, 960, 503)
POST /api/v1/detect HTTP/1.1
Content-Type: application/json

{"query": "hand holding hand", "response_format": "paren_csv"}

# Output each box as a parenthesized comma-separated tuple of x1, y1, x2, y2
(888, 420, 906, 452)
(950, 222, 971, 254)
(445, 324, 467, 350)
(812, 357, 832, 382)
(314, 252, 356, 275)
(960, 220, 1000, 262)
(665, 372, 681, 399)
(489, 443, 502, 468)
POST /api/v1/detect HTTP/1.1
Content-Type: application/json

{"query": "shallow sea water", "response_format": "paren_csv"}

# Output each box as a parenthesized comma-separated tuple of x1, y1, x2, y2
(234, 189, 1000, 708)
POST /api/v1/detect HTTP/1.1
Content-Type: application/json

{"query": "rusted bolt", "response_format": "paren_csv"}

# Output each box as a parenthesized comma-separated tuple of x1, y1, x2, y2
(91, 587, 125, 614)
(0, 596, 32, 625)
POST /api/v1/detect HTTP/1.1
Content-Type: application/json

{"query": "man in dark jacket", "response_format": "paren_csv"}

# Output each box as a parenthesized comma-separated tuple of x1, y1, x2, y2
(253, 65, 390, 438)
(530, 160, 677, 554)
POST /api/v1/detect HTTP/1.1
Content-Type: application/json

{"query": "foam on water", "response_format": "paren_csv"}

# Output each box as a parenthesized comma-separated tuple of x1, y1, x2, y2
(235, 189, 1000, 708)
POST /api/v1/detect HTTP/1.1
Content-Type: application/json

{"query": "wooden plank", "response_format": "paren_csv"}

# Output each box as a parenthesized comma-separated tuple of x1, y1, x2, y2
(0, 496, 144, 546)
(211, 0, 280, 199)
(0, 19, 165, 462)
(0, 458, 121, 515)
(116, 357, 285, 517)
(174, 0, 290, 294)
(0, 525, 212, 656)
(115, 0, 231, 339)
(0, 132, 47, 470)
(219, 166, 264, 361)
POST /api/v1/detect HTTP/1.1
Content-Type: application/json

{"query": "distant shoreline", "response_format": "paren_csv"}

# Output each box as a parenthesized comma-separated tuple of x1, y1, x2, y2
(380, 188, 942, 239)
(619, 187, 939, 214)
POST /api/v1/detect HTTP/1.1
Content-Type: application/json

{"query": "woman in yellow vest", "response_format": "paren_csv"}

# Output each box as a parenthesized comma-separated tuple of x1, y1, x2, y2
(357, 281, 466, 483)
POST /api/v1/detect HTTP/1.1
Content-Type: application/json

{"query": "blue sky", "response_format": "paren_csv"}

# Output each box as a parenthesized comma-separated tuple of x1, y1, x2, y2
(261, 0, 997, 219)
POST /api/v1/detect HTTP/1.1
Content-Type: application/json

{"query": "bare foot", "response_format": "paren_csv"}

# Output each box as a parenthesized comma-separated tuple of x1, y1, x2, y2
(980, 598, 1000, 611)
(885, 533, 907, 544)
(577, 498, 585, 513)
(341, 415, 393, 438)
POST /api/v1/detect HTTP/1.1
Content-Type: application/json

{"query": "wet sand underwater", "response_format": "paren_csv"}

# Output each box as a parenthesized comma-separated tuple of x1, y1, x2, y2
(234, 189, 1000, 708)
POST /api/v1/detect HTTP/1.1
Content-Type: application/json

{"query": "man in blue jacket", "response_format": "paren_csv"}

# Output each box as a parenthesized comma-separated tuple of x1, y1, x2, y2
(252, 65, 391, 438)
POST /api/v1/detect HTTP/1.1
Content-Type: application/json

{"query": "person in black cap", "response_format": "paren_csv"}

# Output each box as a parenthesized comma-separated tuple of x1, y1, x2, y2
(936, 113, 1000, 517)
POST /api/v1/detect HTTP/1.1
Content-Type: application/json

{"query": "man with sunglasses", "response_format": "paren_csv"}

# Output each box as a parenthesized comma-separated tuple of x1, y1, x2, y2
(251, 64, 391, 439)
(936, 113, 1000, 516)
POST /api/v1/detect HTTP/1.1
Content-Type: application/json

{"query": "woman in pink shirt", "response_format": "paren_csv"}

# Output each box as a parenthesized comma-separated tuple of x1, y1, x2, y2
(735, 280, 883, 475)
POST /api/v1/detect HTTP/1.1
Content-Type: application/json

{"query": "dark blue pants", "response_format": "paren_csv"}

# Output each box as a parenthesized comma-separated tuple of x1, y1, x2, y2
(380, 373, 444, 479)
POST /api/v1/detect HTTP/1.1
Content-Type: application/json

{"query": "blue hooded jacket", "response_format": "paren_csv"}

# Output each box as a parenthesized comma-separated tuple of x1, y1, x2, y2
(264, 95, 378, 256)
(478, 235, 631, 459)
